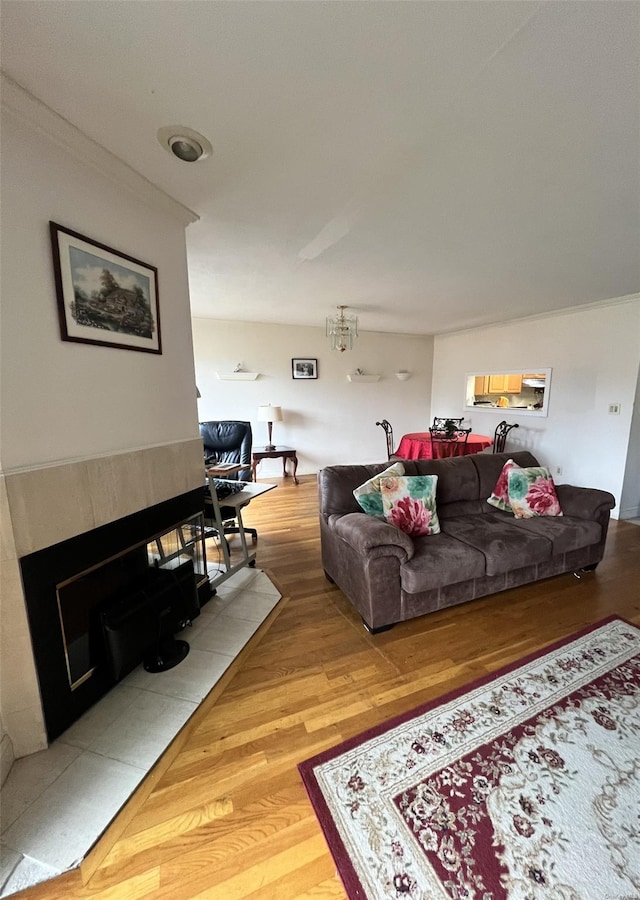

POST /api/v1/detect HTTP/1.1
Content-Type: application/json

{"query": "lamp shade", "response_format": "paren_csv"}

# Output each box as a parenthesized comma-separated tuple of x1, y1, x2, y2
(258, 404, 283, 422)
(257, 405, 282, 451)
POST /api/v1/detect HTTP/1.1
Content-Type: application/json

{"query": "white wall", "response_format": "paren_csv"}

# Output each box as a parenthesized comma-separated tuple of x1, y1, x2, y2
(192, 318, 434, 476)
(432, 299, 640, 516)
(0, 101, 199, 472)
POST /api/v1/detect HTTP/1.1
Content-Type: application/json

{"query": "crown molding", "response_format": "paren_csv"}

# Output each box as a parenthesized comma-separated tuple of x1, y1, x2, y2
(438, 292, 640, 339)
(1, 74, 199, 227)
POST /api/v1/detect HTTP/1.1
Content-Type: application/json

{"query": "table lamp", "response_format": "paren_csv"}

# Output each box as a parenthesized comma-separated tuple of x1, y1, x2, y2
(257, 404, 283, 450)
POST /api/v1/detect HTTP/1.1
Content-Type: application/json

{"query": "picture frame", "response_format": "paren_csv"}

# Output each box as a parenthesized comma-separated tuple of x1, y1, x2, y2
(292, 358, 318, 380)
(49, 222, 162, 354)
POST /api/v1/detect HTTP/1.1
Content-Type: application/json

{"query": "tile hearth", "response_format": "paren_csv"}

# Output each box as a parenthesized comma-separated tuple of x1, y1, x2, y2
(0, 565, 282, 897)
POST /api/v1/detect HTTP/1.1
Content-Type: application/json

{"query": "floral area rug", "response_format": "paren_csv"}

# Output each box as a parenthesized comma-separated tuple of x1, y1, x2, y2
(298, 617, 640, 899)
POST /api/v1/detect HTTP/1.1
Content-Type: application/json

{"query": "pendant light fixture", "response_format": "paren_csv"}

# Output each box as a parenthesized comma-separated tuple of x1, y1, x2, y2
(326, 305, 358, 352)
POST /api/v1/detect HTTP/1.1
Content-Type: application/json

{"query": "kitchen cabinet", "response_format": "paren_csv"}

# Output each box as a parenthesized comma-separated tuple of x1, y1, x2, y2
(488, 374, 507, 393)
(506, 374, 522, 392)
(474, 375, 489, 395)
(488, 374, 522, 394)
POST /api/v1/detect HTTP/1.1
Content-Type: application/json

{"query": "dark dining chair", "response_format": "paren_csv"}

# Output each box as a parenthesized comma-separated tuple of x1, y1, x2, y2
(493, 420, 519, 453)
(375, 420, 395, 460)
(429, 426, 471, 457)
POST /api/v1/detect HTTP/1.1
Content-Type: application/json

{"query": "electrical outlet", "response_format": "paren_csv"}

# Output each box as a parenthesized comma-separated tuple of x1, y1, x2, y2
(608, 403, 621, 415)
(555, 466, 562, 476)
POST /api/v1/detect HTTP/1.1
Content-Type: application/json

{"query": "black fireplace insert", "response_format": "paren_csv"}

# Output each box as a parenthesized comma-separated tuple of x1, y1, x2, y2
(20, 488, 209, 740)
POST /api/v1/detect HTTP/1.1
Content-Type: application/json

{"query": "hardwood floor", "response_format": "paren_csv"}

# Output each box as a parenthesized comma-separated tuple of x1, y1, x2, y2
(20, 475, 640, 899)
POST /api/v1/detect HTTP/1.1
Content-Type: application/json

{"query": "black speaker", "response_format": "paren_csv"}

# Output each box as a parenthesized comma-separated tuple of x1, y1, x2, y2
(101, 560, 199, 681)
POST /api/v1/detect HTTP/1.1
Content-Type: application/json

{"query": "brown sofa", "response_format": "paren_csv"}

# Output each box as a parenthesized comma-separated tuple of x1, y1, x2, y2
(318, 451, 616, 632)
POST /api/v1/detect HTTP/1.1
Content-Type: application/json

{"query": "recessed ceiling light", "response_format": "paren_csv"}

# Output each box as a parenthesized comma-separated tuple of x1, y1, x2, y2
(157, 125, 212, 163)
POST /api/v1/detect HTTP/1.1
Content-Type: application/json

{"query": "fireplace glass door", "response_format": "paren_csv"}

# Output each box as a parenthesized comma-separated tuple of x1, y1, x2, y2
(56, 512, 208, 691)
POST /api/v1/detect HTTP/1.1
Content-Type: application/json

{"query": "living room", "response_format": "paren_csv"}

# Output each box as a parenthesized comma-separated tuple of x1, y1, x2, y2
(1, 2, 639, 897)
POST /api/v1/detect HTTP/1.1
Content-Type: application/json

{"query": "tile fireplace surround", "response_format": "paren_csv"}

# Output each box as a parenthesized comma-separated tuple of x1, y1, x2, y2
(0, 438, 206, 757)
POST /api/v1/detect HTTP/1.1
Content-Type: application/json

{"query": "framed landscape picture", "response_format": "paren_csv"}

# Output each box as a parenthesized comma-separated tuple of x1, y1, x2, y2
(292, 358, 318, 379)
(50, 222, 162, 354)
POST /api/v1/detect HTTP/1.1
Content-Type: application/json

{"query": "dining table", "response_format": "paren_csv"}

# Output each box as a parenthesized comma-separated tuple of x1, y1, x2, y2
(395, 431, 493, 460)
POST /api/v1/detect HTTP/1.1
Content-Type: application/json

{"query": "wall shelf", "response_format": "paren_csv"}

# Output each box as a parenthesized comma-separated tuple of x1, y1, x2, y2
(216, 372, 260, 381)
(347, 374, 381, 383)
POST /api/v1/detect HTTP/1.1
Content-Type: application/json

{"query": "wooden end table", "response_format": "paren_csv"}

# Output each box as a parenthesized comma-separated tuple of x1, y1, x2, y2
(251, 445, 299, 484)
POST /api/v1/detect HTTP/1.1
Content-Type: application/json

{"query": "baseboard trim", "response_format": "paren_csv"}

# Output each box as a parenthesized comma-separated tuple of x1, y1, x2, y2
(1, 733, 16, 788)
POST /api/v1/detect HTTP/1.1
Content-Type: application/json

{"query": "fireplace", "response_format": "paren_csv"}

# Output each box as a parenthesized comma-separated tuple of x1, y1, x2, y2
(19, 488, 210, 741)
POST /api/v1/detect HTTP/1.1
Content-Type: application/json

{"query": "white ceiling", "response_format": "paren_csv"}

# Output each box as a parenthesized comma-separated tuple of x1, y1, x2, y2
(2, 1, 638, 335)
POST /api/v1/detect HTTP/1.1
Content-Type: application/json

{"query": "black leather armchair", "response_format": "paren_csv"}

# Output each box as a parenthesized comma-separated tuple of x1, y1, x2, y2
(199, 420, 256, 543)
(199, 420, 253, 481)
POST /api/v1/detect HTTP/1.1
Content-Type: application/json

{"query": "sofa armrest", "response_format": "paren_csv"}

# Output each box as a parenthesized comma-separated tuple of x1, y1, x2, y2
(330, 513, 415, 560)
(555, 484, 616, 520)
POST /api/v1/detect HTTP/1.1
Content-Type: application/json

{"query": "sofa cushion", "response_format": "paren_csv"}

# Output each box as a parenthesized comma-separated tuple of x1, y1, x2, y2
(487, 458, 520, 512)
(401, 533, 486, 592)
(507, 466, 562, 518)
(507, 516, 601, 554)
(441, 513, 552, 575)
(353, 461, 405, 517)
(413, 456, 480, 505)
(380, 475, 440, 536)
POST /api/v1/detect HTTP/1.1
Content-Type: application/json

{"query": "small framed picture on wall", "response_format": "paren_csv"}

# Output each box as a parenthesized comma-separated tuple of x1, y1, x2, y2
(292, 358, 318, 380)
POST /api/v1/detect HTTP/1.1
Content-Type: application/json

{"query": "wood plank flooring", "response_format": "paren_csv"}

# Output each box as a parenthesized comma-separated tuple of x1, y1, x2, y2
(19, 475, 640, 899)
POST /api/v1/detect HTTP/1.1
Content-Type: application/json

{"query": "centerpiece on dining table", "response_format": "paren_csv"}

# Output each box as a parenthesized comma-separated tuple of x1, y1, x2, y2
(442, 418, 458, 437)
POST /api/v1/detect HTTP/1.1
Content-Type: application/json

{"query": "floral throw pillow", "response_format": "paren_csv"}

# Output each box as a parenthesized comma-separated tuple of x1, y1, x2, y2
(507, 466, 563, 519)
(380, 475, 440, 536)
(487, 458, 520, 512)
(353, 462, 405, 518)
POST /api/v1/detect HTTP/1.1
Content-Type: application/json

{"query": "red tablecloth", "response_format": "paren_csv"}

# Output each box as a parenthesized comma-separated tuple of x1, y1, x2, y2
(395, 432, 493, 460)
